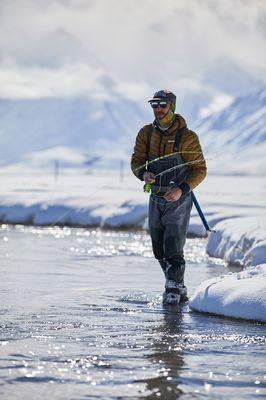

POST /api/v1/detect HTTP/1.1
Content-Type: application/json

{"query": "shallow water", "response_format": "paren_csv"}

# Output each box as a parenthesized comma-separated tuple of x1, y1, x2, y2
(0, 225, 265, 400)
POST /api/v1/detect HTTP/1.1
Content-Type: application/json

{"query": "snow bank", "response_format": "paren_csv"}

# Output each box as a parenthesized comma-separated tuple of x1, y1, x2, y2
(0, 170, 265, 250)
(191, 217, 266, 322)
(0, 203, 148, 229)
(189, 264, 266, 322)
(206, 217, 266, 267)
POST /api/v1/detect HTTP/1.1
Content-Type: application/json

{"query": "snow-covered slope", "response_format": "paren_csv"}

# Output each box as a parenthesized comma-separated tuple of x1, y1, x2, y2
(198, 57, 264, 97)
(0, 94, 147, 165)
(193, 86, 266, 175)
(177, 57, 265, 121)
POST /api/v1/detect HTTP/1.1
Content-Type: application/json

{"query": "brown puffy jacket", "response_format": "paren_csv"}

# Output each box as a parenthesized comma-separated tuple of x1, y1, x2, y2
(131, 114, 207, 192)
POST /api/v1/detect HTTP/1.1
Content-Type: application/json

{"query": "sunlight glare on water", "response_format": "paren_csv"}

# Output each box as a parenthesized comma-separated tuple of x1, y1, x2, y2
(0, 225, 265, 400)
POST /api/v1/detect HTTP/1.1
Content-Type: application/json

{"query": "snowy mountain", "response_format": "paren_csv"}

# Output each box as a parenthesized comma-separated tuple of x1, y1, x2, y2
(192, 86, 266, 175)
(197, 57, 264, 97)
(0, 93, 148, 166)
(175, 57, 265, 122)
(0, 85, 265, 175)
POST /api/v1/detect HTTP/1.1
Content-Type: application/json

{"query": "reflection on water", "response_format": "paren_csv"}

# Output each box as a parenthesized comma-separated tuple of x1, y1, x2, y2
(137, 309, 185, 399)
(0, 225, 265, 400)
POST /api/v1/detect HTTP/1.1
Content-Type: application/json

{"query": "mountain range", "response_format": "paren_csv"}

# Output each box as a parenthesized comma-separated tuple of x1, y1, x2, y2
(0, 53, 265, 174)
(192, 86, 266, 175)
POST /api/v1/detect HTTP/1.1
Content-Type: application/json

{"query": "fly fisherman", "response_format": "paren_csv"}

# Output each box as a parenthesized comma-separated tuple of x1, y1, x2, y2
(131, 90, 207, 305)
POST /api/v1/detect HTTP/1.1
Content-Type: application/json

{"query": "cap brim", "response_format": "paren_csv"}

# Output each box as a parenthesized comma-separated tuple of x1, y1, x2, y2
(148, 97, 165, 103)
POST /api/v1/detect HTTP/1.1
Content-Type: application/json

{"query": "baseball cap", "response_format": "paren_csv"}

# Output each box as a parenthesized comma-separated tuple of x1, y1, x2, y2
(148, 89, 176, 104)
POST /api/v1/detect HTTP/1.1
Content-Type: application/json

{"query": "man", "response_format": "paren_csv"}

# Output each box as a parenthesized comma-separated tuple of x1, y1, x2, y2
(131, 90, 207, 305)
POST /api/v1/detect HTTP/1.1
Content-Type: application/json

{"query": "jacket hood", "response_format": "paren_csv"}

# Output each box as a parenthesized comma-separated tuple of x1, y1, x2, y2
(175, 114, 187, 129)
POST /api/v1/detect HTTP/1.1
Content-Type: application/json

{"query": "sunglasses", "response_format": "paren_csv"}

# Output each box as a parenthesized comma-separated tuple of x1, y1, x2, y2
(150, 101, 168, 109)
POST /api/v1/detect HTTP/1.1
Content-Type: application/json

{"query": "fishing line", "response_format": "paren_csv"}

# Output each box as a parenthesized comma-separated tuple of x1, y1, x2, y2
(50, 208, 75, 228)
(132, 151, 203, 174)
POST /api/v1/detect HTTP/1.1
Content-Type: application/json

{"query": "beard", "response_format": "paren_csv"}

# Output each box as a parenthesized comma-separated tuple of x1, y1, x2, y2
(155, 110, 167, 119)
(154, 106, 175, 129)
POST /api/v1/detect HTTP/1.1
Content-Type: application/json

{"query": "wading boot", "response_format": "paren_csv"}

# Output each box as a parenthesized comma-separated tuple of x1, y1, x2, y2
(163, 279, 189, 304)
(163, 279, 181, 305)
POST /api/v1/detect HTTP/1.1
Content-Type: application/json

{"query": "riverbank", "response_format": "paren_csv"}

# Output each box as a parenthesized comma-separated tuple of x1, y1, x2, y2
(1, 167, 266, 322)
(1, 167, 265, 260)
(1, 167, 265, 225)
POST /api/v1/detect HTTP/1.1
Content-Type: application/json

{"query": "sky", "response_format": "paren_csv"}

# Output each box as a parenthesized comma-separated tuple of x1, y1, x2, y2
(0, 0, 265, 102)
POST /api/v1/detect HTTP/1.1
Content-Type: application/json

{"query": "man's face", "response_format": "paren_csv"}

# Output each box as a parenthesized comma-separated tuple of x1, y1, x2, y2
(153, 100, 171, 120)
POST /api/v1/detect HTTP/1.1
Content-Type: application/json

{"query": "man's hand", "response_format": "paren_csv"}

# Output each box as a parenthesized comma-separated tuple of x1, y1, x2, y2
(143, 171, 155, 184)
(164, 187, 182, 202)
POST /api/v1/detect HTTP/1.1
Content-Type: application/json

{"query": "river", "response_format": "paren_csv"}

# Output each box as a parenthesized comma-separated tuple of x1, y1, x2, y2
(0, 225, 265, 399)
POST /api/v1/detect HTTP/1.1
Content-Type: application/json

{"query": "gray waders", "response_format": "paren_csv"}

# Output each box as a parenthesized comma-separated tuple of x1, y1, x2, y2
(148, 193, 192, 286)
(146, 127, 192, 302)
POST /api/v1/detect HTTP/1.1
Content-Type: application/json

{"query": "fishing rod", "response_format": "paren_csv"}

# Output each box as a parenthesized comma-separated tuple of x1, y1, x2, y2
(143, 161, 215, 233)
(143, 159, 202, 193)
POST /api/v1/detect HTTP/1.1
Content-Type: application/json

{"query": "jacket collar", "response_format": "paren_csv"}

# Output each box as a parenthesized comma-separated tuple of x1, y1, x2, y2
(153, 114, 187, 135)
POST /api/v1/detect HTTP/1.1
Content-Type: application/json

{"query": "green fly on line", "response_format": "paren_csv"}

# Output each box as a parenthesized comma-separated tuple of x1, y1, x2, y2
(132, 150, 202, 173)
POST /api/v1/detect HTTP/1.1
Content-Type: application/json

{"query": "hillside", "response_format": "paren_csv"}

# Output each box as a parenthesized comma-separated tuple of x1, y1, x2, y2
(193, 86, 266, 175)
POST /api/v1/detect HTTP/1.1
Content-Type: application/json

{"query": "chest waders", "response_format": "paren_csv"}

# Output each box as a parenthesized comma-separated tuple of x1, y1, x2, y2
(146, 125, 192, 300)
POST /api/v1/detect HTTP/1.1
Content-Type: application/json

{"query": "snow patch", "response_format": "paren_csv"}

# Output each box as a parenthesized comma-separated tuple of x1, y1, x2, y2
(199, 93, 233, 118)
(206, 217, 266, 267)
(189, 264, 266, 322)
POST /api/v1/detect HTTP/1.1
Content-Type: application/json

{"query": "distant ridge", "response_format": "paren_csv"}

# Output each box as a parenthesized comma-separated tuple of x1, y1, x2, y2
(193, 86, 266, 175)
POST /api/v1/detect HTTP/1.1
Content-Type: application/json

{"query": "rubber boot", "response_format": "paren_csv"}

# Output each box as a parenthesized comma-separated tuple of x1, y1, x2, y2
(163, 258, 188, 304)
(163, 280, 181, 304)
